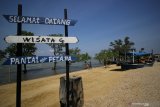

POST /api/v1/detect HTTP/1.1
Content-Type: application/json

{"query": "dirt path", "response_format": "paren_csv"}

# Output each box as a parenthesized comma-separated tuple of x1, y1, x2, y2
(0, 62, 160, 107)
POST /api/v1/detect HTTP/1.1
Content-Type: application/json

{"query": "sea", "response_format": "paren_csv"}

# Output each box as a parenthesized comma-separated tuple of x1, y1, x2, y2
(0, 59, 102, 84)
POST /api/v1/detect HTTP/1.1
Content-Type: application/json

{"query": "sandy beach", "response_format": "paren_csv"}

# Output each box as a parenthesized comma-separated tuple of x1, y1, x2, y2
(0, 62, 160, 107)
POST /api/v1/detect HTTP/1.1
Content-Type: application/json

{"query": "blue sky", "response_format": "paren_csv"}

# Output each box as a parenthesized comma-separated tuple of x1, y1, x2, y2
(0, 0, 160, 56)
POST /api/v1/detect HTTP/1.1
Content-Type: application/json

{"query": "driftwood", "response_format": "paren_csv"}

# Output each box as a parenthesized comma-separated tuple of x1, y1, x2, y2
(59, 76, 84, 107)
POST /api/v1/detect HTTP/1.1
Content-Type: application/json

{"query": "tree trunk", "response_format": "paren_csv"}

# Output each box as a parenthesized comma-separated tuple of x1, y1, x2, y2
(53, 61, 57, 71)
(52, 51, 57, 71)
(117, 51, 121, 66)
(118, 51, 121, 61)
(23, 64, 27, 74)
(125, 51, 126, 62)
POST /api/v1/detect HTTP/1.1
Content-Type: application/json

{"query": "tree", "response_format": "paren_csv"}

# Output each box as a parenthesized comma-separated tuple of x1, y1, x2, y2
(122, 37, 134, 61)
(110, 36, 134, 62)
(22, 31, 37, 73)
(110, 39, 123, 61)
(95, 50, 106, 64)
(70, 47, 92, 68)
(123, 37, 134, 50)
(79, 52, 91, 62)
(5, 44, 17, 56)
(79, 52, 91, 69)
(69, 47, 92, 62)
(5, 31, 37, 73)
(47, 34, 65, 71)
(95, 49, 114, 64)
(69, 47, 81, 62)
(0, 50, 6, 61)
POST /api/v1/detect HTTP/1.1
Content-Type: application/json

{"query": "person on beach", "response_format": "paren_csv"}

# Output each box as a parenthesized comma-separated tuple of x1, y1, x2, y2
(89, 61, 92, 69)
(84, 61, 89, 69)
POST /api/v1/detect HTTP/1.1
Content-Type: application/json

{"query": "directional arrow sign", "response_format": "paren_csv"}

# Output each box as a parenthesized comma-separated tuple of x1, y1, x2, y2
(3, 15, 77, 26)
(4, 36, 78, 44)
(3, 56, 77, 65)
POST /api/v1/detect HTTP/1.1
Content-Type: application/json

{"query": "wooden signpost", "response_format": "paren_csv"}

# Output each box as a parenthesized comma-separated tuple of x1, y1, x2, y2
(16, 4, 22, 107)
(5, 36, 78, 43)
(3, 3, 77, 107)
(64, 9, 70, 107)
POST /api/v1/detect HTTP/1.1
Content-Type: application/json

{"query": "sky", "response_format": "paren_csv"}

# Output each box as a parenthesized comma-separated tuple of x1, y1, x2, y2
(0, 0, 160, 57)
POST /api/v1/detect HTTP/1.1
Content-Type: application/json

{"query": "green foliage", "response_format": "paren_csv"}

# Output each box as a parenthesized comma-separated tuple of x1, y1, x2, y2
(0, 50, 6, 61)
(109, 36, 134, 61)
(79, 52, 91, 62)
(47, 34, 65, 56)
(5, 44, 17, 56)
(4, 31, 37, 73)
(69, 47, 91, 62)
(95, 49, 114, 64)
(70, 47, 80, 55)
(69, 47, 81, 61)
(122, 36, 135, 53)
(110, 39, 123, 54)
(5, 31, 37, 56)
(47, 34, 65, 70)
(22, 31, 37, 56)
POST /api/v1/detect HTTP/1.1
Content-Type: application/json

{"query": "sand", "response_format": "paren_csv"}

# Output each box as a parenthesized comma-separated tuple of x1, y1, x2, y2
(0, 62, 160, 107)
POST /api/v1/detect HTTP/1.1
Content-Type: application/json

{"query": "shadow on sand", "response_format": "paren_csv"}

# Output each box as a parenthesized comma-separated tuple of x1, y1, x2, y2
(109, 68, 125, 72)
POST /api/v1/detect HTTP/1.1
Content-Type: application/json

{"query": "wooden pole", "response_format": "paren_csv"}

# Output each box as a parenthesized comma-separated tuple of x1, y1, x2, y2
(64, 8, 70, 107)
(16, 4, 22, 107)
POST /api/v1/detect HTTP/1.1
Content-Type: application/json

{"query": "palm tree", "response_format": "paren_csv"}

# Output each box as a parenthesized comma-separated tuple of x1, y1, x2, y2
(110, 39, 123, 62)
(122, 37, 134, 61)
(110, 36, 134, 62)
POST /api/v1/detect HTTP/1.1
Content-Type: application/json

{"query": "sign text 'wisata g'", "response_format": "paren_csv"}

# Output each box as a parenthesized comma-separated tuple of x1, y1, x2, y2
(5, 36, 78, 44)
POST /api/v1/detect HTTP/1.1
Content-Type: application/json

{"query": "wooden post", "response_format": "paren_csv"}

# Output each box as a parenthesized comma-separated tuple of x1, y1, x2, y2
(59, 76, 84, 107)
(64, 8, 70, 107)
(16, 4, 22, 107)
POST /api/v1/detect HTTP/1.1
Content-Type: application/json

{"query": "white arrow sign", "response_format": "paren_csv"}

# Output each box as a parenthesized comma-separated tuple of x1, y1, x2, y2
(4, 36, 78, 43)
